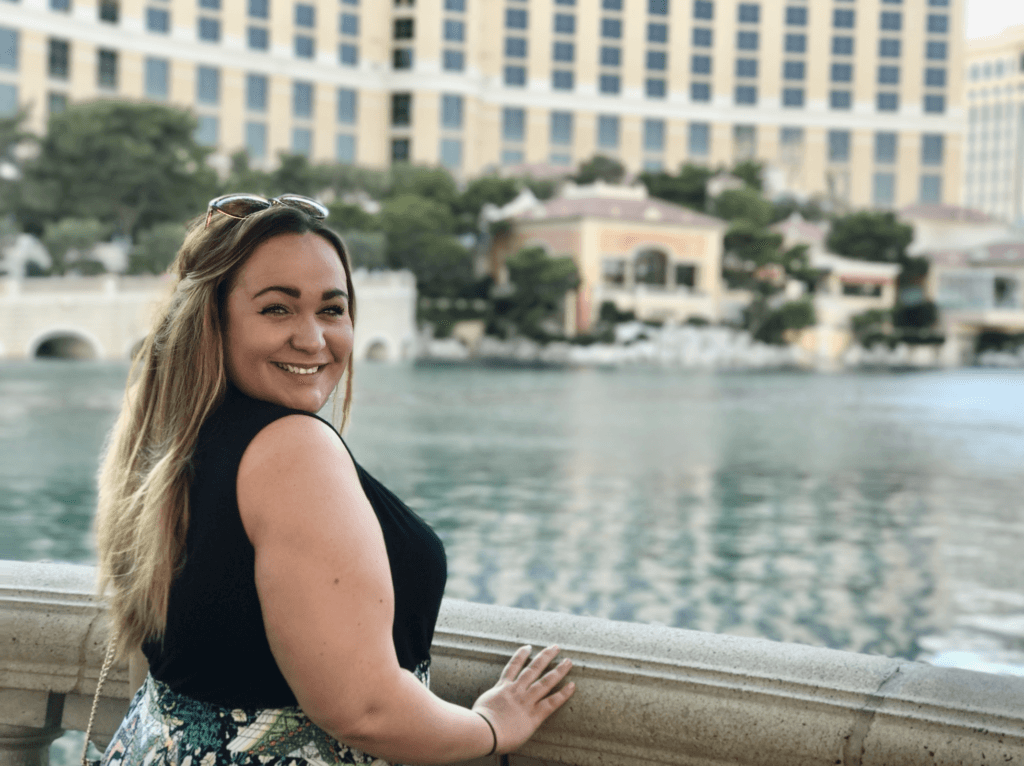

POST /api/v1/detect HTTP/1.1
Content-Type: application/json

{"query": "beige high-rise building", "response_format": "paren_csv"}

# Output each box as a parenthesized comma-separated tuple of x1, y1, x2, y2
(963, 26, 1024, 225)
(1, 0, 961, 209)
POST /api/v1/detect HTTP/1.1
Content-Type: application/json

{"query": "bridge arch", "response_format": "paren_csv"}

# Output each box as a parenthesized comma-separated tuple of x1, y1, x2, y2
(27, 328, 104, 360)
(362, 338, 390, 362)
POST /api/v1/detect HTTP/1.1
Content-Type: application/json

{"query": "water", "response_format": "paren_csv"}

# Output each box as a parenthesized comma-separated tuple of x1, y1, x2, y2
(4, 361, 1024, 676)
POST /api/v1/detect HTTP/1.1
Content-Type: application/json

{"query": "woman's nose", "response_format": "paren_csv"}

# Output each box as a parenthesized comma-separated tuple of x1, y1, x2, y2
(290, 315, 325, 352)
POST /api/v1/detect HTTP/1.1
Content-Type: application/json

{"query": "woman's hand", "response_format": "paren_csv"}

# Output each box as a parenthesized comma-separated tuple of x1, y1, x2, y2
(471, 645, 576, 755)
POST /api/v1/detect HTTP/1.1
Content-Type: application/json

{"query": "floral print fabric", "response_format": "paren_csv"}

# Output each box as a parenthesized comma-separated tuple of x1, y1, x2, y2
(102, 663, 429, 766)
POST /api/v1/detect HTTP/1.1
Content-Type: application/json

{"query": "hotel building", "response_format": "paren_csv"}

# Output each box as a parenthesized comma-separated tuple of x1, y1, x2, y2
(963, 26, 1024, 225)
(0, 0, 961, 209)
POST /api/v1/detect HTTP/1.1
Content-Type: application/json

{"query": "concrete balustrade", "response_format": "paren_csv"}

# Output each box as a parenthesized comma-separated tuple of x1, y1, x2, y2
(4, 559, 1024, 766)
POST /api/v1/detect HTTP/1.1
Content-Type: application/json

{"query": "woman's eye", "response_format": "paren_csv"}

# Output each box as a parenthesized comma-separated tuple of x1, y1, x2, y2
(322, 305, 346, 317)
(259, 304, 288, 315)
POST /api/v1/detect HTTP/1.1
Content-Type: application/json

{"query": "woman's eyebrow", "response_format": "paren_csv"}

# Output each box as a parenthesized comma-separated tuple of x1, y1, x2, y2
(252, 286, 348, 300)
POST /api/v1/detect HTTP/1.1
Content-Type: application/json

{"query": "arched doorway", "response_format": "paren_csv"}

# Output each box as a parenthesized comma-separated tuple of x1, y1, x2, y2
(33, 333, 99, 360)
(365, 340, 389, 361)
(634, 249, 669, 287)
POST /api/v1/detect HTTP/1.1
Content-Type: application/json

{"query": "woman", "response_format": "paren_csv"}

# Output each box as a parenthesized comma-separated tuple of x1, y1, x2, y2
(94, 194, 575, 766)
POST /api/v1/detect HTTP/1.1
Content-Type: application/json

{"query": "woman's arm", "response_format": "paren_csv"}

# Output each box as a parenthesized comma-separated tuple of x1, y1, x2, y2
(237, 415, 573, 764)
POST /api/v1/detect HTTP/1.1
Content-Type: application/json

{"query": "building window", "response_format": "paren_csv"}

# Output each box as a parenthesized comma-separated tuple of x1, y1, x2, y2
(879, 38, 900, 57)
(337, 87, 357, 123)
(144, 57, 168, 99)
(833, 36, 853, 55)
(550, 152, 572, 166)
(694, 0, 712, 19)
(554, 41, 574, 62)
(737, 3, 758, 23)
(393, 48, 413, 68)
(689, 122, 709, 156)
(785, 6, 806, 25)
(603, 258, 626, 286)
(603, 0, 622, 8)
(646, 78, 666, 98)
(644, 119, 664, 152)
(293, 81, 313, 118)
(926, 41, 946, 60)
(442, 49, 464, 70)
(921, 134, 943, 165)
(880, 11, 901, 31)
(503, 107, 525, 141)
(294, 35, 314, 58)
(919, 175, 941, 203)
(340, 13, 358, 34)
(196, 65, 219, 104)
(785, 34, 805, 53)
(48, 39, 69, 79)
(924, 94, 945, 113)
(649, 0, 667, 14)
(690, 82, 710, 101)
(927, 14, 947, 33)
(99, 0, 119, 22)
(444, 19, 464, 41)
(554, 13, 575, 34)
(245, 73, 267, 111)
(51, 0, 71, 12)
(295, 3, 313, 25)
(648, 23, 668, 43)
(828, 130, 850, 162)
(877, 92, 898, 111)
(551, 70, 573, 90)
(446, 0, 464, 9)
(504, 66, 526, 86)
(600, 46, 619, 65)
(830, 90, 851, 109)
(925, 67, 946, 87)
(735, 85, 757, 105)
(48, 92, 67, 114)
(195, 115, 218, 146)
(783, 60, 804, 79)
(246, 122, 266, 159)
(736, 58, 757, 77)
(691, 55, 711, 74)
(737, 31, 758, 50)
(734, 124, 755, 160)
(874, 132, 897, 163)
(340, 43, 358, 65)
(877, 65, 899, 84)
(249, 0, 268, 17)
(501, 149, 523, 165)
(551, 110, 573, 145)
(198, 17, 220, 41)
(391, 140, 410, 164)
(392, 18, 413, 39)
(391, 92, 411, 126)
(440, 138, 462, 170)
(873, 172, 895, 206)
(291, 127, 312, 156)
(441, 93, 462, 129)
(599, 74, 620, 94)
(0, 83, 17, 117)
(602, 18, 622, 38)
(336, 134, 355, 163)
(647, 50, 667, 70)
(782, 88, 803, 107)
(98, 48, 117, 88)
(248, 27, 269, 49)
(200, 0, 220, 10)
(598, 114, 619, 149)
(506, 8, 527, 28)
(146, 8, 169, 32)
(831, 63, 852, 82)
(507, 37, 527, 57)
(693, 28, 712, 46)
(833, 9, 853, 28)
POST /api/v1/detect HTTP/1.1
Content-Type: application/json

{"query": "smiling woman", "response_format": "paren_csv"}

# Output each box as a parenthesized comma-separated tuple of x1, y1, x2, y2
(91, 195, 574, 766)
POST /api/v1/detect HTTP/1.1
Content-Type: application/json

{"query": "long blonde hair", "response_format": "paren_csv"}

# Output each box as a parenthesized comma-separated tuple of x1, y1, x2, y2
(95, 205, 356, 657)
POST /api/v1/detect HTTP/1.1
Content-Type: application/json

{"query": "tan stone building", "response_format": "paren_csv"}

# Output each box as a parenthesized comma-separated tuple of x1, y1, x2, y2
(962, 25, 1024, 225)
(1, 0, 962, 208)
(488, 182, 726, 331)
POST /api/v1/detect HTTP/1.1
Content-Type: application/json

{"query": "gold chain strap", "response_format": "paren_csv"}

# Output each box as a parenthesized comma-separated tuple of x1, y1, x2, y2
(80, 640, 117, 766)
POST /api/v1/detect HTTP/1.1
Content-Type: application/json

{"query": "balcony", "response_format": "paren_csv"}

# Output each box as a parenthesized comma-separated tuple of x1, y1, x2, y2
(3, 559, 1024, 766)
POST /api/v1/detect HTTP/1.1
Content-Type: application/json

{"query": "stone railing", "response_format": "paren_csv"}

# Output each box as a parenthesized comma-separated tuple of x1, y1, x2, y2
(4, 559, 1024, 766)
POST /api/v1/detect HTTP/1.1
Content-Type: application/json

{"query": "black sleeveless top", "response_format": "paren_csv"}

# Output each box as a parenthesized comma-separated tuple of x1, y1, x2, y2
(142, 385, 448, 709)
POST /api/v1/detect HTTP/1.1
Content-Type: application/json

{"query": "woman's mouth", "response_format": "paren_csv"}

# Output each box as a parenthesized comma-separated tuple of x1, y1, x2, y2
(275, 363, 324, 375)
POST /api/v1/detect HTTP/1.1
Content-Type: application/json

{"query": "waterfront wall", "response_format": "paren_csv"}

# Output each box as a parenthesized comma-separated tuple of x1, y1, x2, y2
(4, 560, 1024, 766)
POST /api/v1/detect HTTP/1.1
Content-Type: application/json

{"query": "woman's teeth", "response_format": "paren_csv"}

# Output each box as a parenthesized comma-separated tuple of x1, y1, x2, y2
(276, 363, 321, 375)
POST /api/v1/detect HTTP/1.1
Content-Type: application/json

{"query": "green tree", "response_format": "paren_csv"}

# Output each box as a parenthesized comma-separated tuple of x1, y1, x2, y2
(826, 211, 913, 263)
(493, 246, 579, 340)
(223, 151, 274, 196)
(339, 230, 387, 270)
(129, 222, 187, 274)
(322, 164, 389, 199)
(730, 160, 764, 191)
(0, 109, 32, 218)
(327, 202, 379, 233)
(42, 218, 109, 275)
(641, 164, 713, 211)
(16, 101, 218, 238)
(453, 175, 521, 232)
(378, 194, 471, 296)
(713, 187, 773, 226)
(385, 165, 459, 209)
(268, 153, 330, 197)
(770, 196, 827, 224)
(573, 155, 625, 185)
(751, 298, 816, 344)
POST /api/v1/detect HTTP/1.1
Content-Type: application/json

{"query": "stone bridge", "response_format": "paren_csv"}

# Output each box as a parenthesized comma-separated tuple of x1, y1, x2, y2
(0, 271, 417, 362)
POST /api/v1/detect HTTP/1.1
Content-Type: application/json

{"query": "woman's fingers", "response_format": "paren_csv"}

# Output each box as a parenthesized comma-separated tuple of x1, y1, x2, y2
(514, 644, 562, 686)
(499, 644, 533, 682)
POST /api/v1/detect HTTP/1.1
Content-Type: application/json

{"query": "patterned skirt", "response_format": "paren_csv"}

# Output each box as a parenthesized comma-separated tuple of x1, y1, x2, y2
(102, 663, 429, 766)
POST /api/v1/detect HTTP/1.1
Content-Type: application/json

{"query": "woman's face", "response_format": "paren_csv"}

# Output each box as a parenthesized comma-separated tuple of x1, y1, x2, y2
(223, 232, 352, 413)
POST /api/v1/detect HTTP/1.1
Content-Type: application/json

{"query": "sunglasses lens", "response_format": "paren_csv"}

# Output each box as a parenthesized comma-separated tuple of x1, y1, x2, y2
(276, 195, 329, 219)
(213, 195, 271, 219)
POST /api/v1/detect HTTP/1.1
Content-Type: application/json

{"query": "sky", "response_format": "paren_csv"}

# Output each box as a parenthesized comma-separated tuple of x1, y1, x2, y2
(965, 0, 1024, 39)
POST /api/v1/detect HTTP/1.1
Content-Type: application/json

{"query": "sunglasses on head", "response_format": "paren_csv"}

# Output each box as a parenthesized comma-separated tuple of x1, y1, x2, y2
(205, 194, 329, 228)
